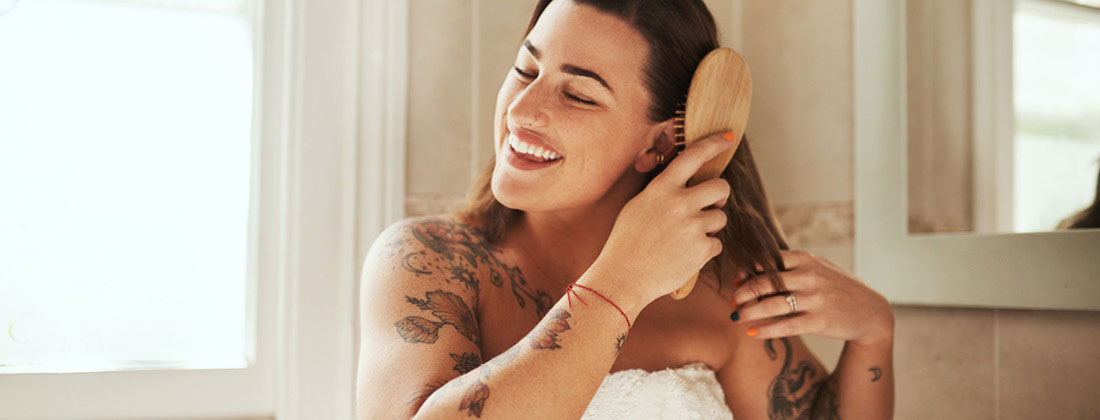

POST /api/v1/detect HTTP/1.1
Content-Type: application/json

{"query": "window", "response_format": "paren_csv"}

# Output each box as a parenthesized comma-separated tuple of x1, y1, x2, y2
(0, 0, 255, 375)
(0, 0, 401, 418)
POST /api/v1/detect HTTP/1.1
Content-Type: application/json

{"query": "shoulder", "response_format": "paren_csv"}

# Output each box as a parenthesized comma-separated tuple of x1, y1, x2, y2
(374, 213, 494, 249)
(362, 213, 501, 291)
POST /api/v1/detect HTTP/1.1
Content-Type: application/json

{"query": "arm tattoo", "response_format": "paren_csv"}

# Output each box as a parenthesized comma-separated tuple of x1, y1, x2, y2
(417, 344, 525, 417)
(764, 337, 834, 420)
(529, 307, 572, 350)
(387, 219, 554, 318)
(425, 305, 573, 417)
(388, 217, 582, 417)
(868, 366, 882, 382)
(410, 378, 450, 408)
(615, 332, 626, 354)
(395, 289, 480, 344)
(810, 373, 840, 420)
(451, 352, 482, 374)
(406, 351, 483, 409)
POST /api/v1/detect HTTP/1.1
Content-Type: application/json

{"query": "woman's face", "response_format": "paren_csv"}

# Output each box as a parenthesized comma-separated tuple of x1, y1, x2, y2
(491, 0, 674, 213)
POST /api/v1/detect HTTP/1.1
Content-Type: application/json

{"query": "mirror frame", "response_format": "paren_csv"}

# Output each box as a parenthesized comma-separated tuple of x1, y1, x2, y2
(853, 0, 1100, 311)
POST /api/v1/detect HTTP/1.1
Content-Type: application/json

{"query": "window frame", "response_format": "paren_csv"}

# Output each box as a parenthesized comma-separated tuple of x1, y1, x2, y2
(0, 0, 407, 418)
(971, 0, 1017, 233)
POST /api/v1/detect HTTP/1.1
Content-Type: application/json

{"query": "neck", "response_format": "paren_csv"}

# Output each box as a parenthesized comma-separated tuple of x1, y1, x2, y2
(504, 171, 647, 287)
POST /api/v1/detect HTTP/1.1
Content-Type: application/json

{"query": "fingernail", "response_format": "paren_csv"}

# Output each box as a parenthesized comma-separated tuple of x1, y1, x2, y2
(746, 327, 759, 337)
(729, 311, 739, 322)
(729, 299, 738, 310)
(721, 131, 736, 141)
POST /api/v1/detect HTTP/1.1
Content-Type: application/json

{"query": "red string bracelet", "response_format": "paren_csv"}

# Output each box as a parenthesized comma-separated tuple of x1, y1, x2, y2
(564, 282, 632, 332)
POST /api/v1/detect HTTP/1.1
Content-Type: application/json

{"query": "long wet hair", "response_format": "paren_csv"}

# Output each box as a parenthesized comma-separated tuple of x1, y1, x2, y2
(458, 0, 791, 293)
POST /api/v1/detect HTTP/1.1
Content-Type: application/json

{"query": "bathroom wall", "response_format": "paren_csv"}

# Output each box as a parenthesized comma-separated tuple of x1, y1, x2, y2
(403, 1, 1100, 419)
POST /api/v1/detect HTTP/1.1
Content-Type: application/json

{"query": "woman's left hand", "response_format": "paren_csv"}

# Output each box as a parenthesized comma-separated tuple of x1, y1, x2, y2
(730, 250, 894, 347)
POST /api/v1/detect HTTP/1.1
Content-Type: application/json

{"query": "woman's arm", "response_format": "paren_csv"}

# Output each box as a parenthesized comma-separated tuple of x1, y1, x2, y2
(716, 330, 894, 420)
(355, 219, 644, 420)
(818, 330, 894, 420)
(415, 260, 640, 420)
(723, 250, 896, 420)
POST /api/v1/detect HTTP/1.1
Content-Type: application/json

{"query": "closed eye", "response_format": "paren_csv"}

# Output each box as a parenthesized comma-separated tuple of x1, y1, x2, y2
(513, 66, 535, 79)
(513, 66, 598, 106)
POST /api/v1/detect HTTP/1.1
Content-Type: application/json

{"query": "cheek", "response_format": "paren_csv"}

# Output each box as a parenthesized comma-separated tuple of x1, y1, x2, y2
(568, 130, 640, 180)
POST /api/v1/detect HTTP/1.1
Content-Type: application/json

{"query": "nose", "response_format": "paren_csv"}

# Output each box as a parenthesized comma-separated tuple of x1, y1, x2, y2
(507, 78, 550, 129)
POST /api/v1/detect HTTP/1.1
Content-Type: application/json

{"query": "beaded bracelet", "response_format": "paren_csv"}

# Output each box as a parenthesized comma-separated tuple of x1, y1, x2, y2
(564, 282, 632, 333)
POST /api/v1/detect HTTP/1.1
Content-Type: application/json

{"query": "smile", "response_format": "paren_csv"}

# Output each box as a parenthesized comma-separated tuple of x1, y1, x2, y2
(506, 132, 563, 162)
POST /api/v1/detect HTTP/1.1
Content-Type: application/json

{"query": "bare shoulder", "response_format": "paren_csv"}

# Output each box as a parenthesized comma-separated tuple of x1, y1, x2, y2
(363, 213, 496, 289)
(356, 213, 497, 417)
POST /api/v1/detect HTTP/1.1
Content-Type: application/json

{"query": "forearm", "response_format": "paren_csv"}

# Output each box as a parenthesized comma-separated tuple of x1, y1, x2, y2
(412, 267, 643, 420)
(815, 336, 894, 420)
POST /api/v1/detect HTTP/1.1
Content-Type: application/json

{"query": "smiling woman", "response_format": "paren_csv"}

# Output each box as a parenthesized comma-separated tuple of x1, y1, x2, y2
(356, 1, 894, 419)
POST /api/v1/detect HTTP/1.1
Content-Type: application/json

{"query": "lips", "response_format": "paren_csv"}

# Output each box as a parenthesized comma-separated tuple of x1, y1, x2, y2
(502, 132, 563, 170)
(506, 124, 564, 158)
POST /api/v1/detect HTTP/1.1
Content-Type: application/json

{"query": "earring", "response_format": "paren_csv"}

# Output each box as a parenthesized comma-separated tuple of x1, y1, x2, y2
(656, 153, 665, 165)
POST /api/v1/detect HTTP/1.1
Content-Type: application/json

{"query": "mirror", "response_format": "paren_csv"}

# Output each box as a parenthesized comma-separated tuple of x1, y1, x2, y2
(855, 0, 1100, 310)
(905, 0, 1100, 235)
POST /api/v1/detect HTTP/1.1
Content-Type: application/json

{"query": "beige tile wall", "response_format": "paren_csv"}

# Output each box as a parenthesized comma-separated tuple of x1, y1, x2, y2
(404, 1, 1100, 419)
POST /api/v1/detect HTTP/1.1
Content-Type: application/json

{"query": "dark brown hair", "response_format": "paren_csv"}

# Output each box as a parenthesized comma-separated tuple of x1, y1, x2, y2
(459, 0, 791, 292)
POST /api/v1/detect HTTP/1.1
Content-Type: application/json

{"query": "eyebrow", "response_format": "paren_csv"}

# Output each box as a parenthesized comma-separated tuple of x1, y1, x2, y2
(522, 39, 615, 94)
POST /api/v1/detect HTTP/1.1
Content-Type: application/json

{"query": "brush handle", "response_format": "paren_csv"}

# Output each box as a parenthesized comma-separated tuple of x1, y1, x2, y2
(667, 48, 752, 300)
(670, 273, 699, 300)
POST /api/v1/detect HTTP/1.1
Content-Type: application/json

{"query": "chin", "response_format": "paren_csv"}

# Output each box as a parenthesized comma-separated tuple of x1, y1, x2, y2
(490, 166, 543, 212)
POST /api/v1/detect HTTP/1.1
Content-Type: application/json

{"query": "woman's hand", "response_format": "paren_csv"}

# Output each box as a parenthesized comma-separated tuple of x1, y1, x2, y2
(591, 133, 736, 307)
(730, 250, 895, 347)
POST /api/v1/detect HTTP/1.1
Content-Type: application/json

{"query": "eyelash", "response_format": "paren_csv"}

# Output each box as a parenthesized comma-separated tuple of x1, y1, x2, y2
(513, 66, 598, 106)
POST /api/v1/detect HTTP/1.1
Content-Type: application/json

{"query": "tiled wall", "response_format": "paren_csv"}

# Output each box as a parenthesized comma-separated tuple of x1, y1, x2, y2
(404, 1, 1100, 418)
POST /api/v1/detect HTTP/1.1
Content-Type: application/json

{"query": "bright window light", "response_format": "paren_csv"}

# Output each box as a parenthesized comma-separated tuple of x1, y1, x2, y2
(0, 0, 254, 373)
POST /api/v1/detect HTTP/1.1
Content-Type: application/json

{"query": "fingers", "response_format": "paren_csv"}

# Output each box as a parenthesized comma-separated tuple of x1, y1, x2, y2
(744, 312, 824, 339)
(734, 291, 817, 324)
(698, 209, 727, 234)
(707, 237, 723, 259)
(731, 267, 814, 307)
(688, 178, 730, 210)
(654, 133, 736, 188)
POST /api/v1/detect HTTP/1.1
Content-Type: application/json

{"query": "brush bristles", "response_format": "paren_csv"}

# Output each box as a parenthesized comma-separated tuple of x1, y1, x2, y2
(673, 103, 686, 150)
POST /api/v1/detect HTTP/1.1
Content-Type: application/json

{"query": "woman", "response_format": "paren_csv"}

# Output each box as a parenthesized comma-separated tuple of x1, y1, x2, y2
(357, 0, 895, 419)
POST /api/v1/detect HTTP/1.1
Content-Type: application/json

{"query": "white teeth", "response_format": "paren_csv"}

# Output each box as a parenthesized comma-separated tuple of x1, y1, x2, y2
(507, 133, 561, 161)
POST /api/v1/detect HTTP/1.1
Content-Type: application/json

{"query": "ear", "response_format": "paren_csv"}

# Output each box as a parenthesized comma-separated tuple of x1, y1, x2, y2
(633, 117, 679, 173)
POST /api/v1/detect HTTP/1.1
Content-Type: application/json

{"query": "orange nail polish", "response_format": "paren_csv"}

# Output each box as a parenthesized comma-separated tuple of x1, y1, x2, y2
(721, 131, 736, 141)
(746, 327, 759, 337)
(729, 299, 738, 310)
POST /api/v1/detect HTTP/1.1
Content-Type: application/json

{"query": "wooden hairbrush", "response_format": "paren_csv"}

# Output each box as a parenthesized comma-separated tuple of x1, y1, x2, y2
(667, 47, 752, 300)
